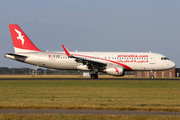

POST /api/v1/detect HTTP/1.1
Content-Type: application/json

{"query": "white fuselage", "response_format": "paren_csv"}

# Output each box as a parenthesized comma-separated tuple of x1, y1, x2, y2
(5, 51, 175, 71)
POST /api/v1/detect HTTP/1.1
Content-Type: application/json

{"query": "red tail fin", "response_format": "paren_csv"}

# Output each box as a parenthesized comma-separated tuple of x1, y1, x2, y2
(9, 24, 41, 52)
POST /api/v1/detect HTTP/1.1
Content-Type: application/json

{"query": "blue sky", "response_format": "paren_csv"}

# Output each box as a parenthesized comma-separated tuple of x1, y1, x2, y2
(0, 0, 180, 68)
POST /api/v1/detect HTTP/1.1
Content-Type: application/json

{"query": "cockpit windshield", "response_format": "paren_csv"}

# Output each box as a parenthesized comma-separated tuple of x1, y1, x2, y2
(161, 57, 169, 60)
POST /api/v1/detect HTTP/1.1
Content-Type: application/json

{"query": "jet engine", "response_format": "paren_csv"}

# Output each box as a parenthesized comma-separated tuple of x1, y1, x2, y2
(77, 65, 89, 71)
(103, 66, 124, 76)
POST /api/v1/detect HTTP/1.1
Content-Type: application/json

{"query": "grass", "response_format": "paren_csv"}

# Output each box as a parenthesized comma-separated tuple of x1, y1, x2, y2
(0, 80, 180, 111)
(0, 114, 180, 120)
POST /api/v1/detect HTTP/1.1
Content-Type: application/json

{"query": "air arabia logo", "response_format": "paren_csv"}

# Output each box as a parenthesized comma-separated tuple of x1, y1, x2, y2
(114, 67, 119, 74)
(15, 29, 25, 45)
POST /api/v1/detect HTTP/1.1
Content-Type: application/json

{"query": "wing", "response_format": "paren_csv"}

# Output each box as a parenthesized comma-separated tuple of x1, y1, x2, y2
(62, 45, 107, 70)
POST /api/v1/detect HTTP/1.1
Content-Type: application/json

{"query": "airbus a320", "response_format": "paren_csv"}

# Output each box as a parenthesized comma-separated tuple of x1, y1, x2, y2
(5, 24, 176, 79)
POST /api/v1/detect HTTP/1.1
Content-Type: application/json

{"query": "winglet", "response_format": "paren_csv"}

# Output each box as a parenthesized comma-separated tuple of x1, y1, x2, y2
(62, 45, 71, 56)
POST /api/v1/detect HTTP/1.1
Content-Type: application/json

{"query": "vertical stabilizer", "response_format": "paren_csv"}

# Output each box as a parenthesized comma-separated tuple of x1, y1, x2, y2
(9, 24, 41, 52)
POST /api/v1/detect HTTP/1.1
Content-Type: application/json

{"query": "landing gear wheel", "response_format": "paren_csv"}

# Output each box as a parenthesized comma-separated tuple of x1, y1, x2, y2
(95, 74, 98, 79)
(150, 75, 154, 79)
(91, 74, 98, 79)
(150, 70, 154, 79)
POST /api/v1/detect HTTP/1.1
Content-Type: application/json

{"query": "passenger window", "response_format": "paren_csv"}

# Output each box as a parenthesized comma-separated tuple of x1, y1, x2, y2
(56, 55, 60, 59)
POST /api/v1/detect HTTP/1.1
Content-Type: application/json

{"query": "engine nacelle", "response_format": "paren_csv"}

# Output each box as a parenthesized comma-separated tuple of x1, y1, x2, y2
(77, 65, 89, 71)
(104, 66, 124, 76)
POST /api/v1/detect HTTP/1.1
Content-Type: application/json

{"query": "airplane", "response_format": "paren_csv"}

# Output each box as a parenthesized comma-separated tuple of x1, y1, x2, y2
(5, 24, 176, 79)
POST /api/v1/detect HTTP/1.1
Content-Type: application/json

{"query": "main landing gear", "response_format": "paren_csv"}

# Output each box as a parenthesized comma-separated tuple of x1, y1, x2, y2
(91, 73, 98, 79)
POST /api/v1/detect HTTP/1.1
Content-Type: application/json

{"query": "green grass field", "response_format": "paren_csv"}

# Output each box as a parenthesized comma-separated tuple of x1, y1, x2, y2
(0, 80, 180, 112)
(0, 114, 180, 120)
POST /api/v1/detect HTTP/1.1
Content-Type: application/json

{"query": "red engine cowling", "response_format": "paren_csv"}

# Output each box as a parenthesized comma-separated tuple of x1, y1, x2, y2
(104, 66, 124, 76)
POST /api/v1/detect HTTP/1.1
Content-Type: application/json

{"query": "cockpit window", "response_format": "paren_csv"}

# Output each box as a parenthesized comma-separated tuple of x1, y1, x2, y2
(161, 57, 169, 60)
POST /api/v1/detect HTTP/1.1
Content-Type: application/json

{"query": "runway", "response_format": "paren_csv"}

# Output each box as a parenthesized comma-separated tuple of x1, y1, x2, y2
(0, 109, 180, 116)
(0, 78, 180, 80)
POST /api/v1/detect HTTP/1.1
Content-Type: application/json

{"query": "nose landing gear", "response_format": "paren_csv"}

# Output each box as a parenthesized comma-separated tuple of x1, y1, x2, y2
(150, 70, 154, 79)
(150, 75, 154, 79)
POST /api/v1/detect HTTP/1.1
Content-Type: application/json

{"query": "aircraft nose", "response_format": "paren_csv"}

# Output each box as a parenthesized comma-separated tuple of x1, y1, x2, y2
(170, 61, 176, 68)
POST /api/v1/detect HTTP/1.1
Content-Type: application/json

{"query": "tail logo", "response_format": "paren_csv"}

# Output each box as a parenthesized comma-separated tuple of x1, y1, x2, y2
(14, 29, 24, 45)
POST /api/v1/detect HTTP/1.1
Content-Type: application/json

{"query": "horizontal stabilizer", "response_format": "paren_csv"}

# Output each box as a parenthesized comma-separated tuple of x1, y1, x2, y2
(5, 53, 28, 62)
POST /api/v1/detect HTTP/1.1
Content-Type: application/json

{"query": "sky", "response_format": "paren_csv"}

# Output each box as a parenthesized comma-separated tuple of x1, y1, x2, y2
(0, 0, 180, 68)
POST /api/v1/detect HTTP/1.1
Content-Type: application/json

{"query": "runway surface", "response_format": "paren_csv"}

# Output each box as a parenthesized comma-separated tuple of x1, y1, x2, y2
(0, 109, 180, 116)
(0, 78, 180, 80)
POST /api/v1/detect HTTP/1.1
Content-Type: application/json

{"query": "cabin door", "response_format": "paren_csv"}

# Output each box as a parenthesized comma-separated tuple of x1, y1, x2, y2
(150, 54, 155, 64)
